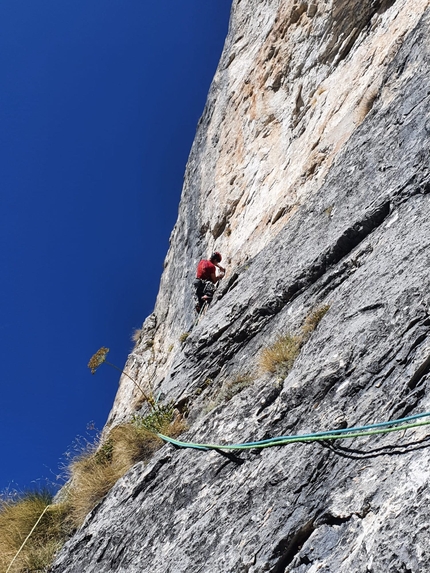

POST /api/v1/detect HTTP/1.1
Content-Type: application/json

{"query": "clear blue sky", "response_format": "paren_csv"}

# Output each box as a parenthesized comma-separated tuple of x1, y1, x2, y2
(0, 0, 232, 493)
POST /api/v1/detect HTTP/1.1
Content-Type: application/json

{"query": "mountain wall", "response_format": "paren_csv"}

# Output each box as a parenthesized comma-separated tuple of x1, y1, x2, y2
(52, 0, 430, 571)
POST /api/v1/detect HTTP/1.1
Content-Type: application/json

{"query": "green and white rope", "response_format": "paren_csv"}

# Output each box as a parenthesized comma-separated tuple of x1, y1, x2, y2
(158, 411, 430, 451)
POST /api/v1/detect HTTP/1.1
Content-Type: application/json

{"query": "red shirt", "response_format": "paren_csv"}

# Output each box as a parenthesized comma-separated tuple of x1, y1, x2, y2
(196, 260, 216, 281)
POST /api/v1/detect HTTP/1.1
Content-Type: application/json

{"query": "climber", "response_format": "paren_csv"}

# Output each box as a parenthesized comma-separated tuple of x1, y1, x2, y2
(193, 252, 225, 313)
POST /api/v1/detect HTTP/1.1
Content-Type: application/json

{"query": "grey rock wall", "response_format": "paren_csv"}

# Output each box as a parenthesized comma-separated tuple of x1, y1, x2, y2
(51, 1, 430, 571)
(107, 0, 430, 427)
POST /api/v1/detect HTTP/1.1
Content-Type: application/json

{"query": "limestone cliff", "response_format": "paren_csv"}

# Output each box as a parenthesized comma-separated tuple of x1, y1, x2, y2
(52, 0, 430, 571)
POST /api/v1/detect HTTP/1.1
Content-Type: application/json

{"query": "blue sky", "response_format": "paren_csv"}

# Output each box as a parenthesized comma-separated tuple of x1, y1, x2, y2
(0, 0, 232, 493)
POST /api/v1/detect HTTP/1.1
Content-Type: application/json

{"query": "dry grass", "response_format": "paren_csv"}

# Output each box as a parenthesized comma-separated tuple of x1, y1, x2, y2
(131, 328, 142, 343)
(131, 329, 154, 347)
(66, 457, 118, 528)
(66, 424, 161, 527)
(217, 373, 254, 403)
(259, 334, 302, 377)
(203, 373, 254, 414)
(357, 91, 378, 122)
(324, 205, 334, 218)
(179, 332, 190, 343)
(0, 491, 68, 573)
(259, 304, 330, 377)
(162, 417, 188, 438)
(310, 84, 327, 106)
(301, 304, 330, 337)
(66, 413, 187, 528)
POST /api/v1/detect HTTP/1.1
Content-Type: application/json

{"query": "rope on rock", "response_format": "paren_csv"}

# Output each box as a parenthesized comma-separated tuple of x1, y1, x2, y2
(7, 415, 429, 569)
(157, 411, 430, 451)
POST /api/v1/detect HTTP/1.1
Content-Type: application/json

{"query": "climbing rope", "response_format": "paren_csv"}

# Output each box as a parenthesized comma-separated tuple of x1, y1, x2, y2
(5, 504, 52, 573)
(193, 300, 209, 327)
(7, 415, 429, 570)
(157, 411, 430, 451)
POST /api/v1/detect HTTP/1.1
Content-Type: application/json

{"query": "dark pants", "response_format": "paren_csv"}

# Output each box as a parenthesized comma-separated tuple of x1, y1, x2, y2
(193, 279, 215, 312)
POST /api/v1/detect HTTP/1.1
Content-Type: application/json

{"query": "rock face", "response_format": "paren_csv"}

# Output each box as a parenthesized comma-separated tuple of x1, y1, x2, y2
(51, 0, 430, 571)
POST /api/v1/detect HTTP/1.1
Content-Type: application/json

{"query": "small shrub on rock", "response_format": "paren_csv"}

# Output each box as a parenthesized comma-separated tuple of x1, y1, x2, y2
(132, 402, 175, 433)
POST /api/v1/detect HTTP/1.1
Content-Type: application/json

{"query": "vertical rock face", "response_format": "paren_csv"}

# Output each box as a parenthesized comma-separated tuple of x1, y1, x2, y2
(52, 0, 430, 571)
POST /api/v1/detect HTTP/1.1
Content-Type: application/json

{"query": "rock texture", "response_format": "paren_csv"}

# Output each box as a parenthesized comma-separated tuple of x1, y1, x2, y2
(51, 0, 430, 571)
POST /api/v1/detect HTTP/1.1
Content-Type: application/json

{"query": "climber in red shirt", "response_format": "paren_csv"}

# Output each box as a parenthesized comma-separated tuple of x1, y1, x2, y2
(194, 252, 225, 313)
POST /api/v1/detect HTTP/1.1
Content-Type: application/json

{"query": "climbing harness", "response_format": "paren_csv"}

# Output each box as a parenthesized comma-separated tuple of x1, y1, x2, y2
(194, 280, 216, 310)
(157, 411, 430, 451)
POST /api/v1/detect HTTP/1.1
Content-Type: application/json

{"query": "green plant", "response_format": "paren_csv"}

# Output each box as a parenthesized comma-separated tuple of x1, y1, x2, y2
(0, 490, 68, 573)
(132, 408, 187, 437)
(179, 332, 190, 343)
(132, 402, 175, 433)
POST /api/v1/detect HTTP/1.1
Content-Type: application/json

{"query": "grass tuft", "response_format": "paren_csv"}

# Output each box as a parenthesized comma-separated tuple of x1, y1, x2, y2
(301, 304, 330, 337)
(66, 409, 186, 528)
(0, 491, 68, 573)
(259, 334, 302, 377)
(179, 332, 190, 343)
(357, 90, 378, 121)
(204, 373, 254, 414)
(217, 373, 254, 403)
(66, 427, 159, 528)
(259, 304, 330, 377)
(131, 328, 142, 343)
